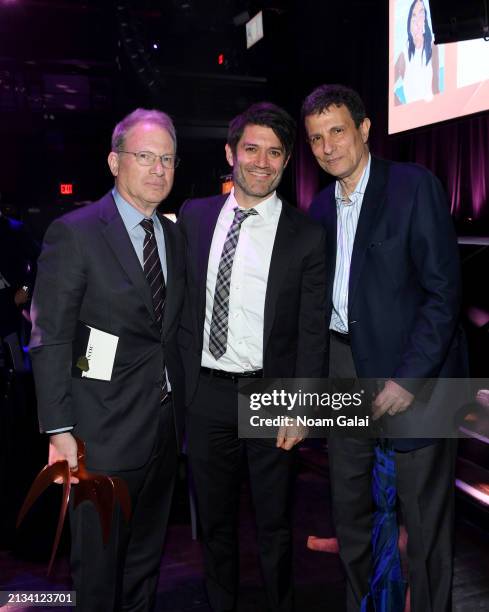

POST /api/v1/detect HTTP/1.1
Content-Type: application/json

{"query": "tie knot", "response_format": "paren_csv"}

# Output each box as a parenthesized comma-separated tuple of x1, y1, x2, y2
(234, 207, 258, 224)
(140, 218, 154, 236)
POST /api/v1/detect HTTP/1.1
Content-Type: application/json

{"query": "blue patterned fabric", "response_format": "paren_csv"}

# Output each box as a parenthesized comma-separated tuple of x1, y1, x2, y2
(360, 444, 407, 611)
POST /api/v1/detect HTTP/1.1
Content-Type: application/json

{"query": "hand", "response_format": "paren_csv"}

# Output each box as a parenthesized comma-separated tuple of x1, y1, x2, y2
(372, 380, 414, 421)
(49, 432, 79, 484)
(276, 420, 307, 451)
(14, 288, 29, 306)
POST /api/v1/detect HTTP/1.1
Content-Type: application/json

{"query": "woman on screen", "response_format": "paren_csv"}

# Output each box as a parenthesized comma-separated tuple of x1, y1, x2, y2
(394, 0, 440, 104)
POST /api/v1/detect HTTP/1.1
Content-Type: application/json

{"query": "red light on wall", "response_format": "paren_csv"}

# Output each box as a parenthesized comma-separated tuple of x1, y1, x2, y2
(221, 179, 233, 194)
(218, 53, 225, 65)
(60, 183, 73, 195)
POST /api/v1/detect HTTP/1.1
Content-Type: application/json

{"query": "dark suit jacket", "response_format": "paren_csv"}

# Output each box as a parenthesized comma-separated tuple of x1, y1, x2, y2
(30, 192, 185, 470)
(309, 156, 468, 450)
(177, 194, 328, 406)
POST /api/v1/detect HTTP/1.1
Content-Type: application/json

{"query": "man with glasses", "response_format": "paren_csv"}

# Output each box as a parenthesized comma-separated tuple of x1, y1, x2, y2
(30, 108, 185, 612)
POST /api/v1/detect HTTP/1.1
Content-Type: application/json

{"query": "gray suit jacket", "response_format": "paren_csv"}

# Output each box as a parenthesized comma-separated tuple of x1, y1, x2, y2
(30, 192, 185, 470)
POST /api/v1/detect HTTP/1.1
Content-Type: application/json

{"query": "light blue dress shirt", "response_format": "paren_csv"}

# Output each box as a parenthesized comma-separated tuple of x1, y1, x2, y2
(112, 188, 168, 282)
(330, 154, 371, 333)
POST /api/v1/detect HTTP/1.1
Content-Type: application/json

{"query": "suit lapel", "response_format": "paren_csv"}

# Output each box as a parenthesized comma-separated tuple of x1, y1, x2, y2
(263, 202, 297, 352)
(159, 214, 177, 337)
(323, 188, 338, 295)
(348, 157, 388, 309)
(197, 196, 227, 333)
(99, 193, 155, 323)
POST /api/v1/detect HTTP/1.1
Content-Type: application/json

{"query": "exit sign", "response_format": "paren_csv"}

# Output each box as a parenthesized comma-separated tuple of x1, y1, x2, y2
(60, 183, 73, 195)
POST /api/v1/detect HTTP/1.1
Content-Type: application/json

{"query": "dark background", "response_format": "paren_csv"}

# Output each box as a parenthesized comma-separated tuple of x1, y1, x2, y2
(1, 0, 488, 240)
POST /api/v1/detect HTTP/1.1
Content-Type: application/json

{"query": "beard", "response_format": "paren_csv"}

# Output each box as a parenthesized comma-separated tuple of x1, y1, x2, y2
(233, 164, 283, 201)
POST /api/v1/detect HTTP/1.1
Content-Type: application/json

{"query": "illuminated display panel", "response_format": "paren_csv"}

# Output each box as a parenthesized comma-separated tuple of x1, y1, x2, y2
(388, 0, 489, 134)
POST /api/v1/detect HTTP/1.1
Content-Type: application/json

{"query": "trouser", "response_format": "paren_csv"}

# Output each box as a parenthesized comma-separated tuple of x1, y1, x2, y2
(328, 332, 456, 612)
(187, 373, 295, 612)
(70, 399, 177, 612)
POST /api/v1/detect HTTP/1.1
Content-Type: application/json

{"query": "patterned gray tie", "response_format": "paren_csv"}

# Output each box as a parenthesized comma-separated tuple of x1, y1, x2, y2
(209, 207, 258, 360)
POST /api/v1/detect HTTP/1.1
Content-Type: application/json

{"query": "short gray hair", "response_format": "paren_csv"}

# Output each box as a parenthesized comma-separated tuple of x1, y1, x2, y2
(111, 108, 177, 151)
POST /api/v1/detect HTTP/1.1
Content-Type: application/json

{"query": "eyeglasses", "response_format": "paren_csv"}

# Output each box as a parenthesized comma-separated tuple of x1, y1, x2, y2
(118, 150, 180, 169)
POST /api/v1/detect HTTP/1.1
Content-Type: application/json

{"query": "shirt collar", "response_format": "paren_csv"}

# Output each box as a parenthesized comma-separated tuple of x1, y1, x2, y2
(335, 153, 371, 207)
(112, 187, 158, 230)
(226, 187, 280, 222)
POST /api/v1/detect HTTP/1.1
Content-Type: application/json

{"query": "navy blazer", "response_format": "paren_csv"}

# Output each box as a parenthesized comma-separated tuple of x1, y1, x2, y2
(309, 156, 468, 449)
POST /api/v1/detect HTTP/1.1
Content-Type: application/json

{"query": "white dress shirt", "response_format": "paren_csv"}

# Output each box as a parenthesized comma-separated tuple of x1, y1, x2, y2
(330, 154, 371, 333)
(201, 188, 282, 372)
(403, 44, 434, 104)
